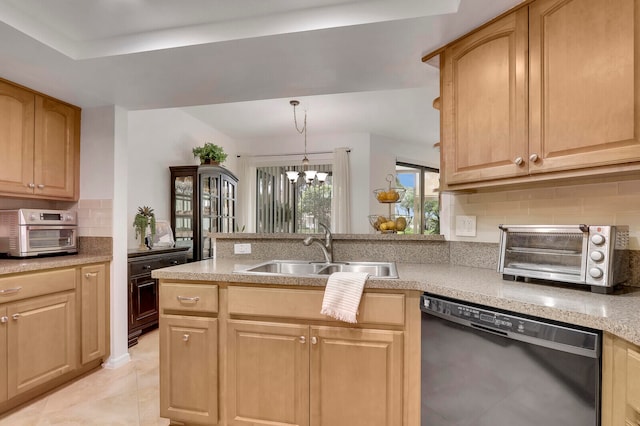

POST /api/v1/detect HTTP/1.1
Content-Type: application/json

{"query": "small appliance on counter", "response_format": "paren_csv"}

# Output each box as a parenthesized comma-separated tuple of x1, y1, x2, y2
(0, 208, 78, 257)
(498, 224, 629, 293)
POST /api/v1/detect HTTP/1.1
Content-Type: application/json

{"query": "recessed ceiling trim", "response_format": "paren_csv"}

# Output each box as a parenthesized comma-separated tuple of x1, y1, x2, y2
(0, 0, 460, 59)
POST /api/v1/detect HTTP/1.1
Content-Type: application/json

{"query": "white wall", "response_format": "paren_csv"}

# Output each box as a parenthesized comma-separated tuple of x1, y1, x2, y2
(127, 108, 238, 249)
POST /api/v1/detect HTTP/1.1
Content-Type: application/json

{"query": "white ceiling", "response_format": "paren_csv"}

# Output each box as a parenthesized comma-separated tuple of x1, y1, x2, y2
(0, 0, 522, 162)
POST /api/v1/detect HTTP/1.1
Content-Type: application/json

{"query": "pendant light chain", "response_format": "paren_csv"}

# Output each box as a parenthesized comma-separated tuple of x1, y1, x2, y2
(291, 100, 309, 166)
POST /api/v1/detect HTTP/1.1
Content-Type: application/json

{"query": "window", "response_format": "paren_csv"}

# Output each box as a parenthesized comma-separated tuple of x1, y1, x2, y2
(395, 162, 440, 234)
(256, 165, 332, 233)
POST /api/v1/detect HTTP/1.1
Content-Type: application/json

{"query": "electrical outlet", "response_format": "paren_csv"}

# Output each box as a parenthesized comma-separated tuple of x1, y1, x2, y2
(234, 243, 252, 254)
(455, 215, 476, 237)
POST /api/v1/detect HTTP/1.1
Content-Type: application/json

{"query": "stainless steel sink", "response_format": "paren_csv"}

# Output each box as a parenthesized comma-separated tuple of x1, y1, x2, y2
(234, 260, 398, 279)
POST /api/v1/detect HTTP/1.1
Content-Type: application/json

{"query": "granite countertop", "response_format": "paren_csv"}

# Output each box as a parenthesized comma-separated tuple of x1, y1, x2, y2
(0, 254, 112, 275)
(153, 258, 640, 346)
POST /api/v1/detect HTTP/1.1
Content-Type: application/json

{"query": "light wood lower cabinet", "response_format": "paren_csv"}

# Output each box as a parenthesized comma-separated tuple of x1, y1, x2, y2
(0, 306, 7, 403)
(226, 321, 403, 426)
(310, 326, 403, 426)
(0, 262, 110, 415)
(160, 315, 218, 425)
(81, 264, 107, 364)
(7, 292, 76, 399)
(227, 320, 310, 426)
(602, 333, 640, 426)
(159, 282, 420, 426)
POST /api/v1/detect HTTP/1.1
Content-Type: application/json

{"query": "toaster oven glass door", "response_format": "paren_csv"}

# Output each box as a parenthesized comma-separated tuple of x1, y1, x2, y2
(501, 229, 588, 283)
(26, 226, 77, 253)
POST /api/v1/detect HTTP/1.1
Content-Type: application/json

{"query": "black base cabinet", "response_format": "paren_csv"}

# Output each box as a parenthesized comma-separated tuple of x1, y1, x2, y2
(127, 248, 188, 346)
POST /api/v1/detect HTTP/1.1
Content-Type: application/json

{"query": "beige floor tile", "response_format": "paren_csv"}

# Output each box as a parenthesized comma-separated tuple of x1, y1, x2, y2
(0, 330, 165, 426)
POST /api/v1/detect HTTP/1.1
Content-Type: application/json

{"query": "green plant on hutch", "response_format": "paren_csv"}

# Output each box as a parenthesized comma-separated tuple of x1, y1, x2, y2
(133, 206, 156, 250)
(192, 142, 228, 165)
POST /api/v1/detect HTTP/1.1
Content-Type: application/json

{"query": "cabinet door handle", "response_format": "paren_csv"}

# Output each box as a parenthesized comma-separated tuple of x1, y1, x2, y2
(37, 184, 45, 189)
(176, 296, 200, 304)
(529, 153, 539, 163)
(170, 260, 179, 265)
(299, 336, 306, 344)
(27, 183, 35, 188)
(12, 313, 20, 320)
(143, 265, 152, 270)
(0, 316, 7, 324)
(311, 336, 318, 345)
(514, 156, 524, 166)
(0, 287, 22, 296)
(85, 272, 98, 278)
(183, 334, 190, 342)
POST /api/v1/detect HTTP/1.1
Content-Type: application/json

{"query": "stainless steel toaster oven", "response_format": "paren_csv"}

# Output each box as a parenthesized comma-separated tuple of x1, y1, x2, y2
(498, 224, 629, 293)
(0, 209, 78, 257)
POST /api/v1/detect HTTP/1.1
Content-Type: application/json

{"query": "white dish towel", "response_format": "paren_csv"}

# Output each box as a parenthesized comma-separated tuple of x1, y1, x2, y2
(321, 272, 369, 323)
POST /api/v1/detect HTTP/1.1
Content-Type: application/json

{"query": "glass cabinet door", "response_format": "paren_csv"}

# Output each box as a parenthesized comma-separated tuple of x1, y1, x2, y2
(200, 175, 220, 259)
(173, 175, 194, 259)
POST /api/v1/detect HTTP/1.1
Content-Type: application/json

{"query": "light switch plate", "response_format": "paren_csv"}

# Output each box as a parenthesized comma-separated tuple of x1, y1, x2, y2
(455, 215, 476, 237)
(234, 243, 252, 254)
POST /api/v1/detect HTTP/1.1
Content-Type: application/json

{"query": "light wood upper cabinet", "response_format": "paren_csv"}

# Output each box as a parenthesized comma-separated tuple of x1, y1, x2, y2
(227, 320, 310, 426)
(602, 333, 640, 426)
(33, 96, 79, 199)
(310, 326, 403, 426)
(0, 80, 35, 195)
(440, 0, 640, 189)
(81, 264, 107, 364)
(0, 78, 80, 200)
(442, 8, 528, 185)
(7, 292, 76, 399)
(529, 0, 640, 174)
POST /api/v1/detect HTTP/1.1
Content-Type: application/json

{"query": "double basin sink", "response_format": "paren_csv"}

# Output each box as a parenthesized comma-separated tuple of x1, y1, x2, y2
(234, 260, 398, 279)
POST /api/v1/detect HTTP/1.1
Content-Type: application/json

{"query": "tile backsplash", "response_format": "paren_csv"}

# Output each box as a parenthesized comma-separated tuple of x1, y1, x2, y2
(0, 197, 112, 237)
(445, 177, 640, 250)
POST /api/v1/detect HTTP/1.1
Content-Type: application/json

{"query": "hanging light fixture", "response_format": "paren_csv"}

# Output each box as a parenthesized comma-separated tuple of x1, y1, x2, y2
(287, 100, 317, 183)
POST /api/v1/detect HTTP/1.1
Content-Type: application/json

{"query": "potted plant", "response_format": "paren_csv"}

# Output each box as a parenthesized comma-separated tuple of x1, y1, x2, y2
(192, 142, 228, 165)
(133, 206, 156, 250)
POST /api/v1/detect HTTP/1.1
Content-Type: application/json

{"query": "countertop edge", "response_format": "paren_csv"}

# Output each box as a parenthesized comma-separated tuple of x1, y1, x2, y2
(153, 260, 640, 347)
(0, 254, 112, 274)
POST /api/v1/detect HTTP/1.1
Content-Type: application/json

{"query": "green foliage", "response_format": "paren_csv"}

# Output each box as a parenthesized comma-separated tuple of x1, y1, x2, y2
(298, 184, 331, 231)
(192, 142, 228, 163)
(424, 199, 440, 235)
(133, 206, 156, 239)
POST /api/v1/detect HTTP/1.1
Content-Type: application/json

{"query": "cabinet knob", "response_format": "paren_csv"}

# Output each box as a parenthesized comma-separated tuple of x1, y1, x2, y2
(529, 153, 539, 163)
(514, 156, 524, 166)
(183, 334, 190, 342)
(170, 260, 179, 265)
(37, 184, 45, 189)
(12, 313, 20, 320)
(0, 316, 7, 324)
(299, 336, 306, 344)
(143, 265, 152, 270)
(311, 336, 318, 345)
(27, 183, 35, 188)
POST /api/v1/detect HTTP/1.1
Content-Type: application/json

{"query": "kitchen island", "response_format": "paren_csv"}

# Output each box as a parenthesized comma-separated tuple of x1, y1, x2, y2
(154, 258, 640, 426)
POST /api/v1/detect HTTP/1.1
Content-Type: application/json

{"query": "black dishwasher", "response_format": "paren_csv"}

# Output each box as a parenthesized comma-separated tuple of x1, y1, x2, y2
(421, 293, 601, 426)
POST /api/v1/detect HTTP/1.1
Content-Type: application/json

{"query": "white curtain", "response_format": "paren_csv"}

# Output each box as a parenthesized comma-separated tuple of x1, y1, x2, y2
(331, 147, 351, 233)
(237, 155, 256, 232)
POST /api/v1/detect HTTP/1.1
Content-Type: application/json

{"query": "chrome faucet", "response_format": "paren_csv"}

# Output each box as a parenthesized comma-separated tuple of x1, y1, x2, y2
(303, 222, 333, 263)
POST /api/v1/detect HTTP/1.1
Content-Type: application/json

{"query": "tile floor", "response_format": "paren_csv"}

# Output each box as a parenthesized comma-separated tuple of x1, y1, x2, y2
(0, 329, 168, 426)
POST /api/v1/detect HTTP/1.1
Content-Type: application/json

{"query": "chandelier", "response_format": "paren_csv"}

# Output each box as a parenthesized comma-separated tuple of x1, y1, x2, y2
(286, 100, 328, 184)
